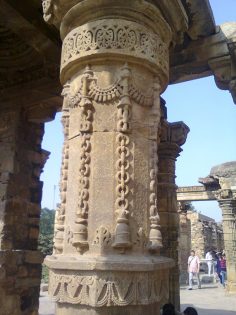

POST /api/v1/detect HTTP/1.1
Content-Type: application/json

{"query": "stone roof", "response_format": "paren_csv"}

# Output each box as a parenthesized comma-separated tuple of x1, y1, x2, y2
(210, 161, 236, 178)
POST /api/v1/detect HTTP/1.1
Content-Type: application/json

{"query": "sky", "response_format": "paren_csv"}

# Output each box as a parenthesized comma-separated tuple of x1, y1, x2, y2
(41, 0, 236, 222)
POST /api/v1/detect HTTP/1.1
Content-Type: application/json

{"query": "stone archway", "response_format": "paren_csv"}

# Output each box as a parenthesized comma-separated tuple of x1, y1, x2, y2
(177, 161, 236, 293)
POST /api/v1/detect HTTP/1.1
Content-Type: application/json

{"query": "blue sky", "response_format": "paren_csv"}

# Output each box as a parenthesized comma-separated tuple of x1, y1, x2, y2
(41, 1, 236, 222)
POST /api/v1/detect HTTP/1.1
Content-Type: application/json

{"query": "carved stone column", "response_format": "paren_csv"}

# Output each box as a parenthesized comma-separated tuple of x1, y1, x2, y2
(177, 202, 192, 285)
(0, 109, 49, 315)
(217, 189, 236, 293)
(200, 162, 236, 293)
(42, 1, 183, 314)
(158, 102, 189, 309)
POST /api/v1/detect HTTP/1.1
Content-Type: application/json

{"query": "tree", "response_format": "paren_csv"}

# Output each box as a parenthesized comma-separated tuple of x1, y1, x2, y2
(38, 207, 55, 282)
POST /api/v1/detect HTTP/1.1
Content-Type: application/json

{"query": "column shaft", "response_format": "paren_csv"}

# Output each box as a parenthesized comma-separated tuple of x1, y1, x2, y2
(158, 111, 189, 309)
(42, 1, 182, 314)
(218, 198, 236, 293)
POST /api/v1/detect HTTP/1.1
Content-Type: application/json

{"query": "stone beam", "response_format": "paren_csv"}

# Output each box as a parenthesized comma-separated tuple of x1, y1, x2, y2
(177, 186, 217, 201)
(170, 27, 227, 83)
(0, 0, 60, 62)
(170, 22, 236, 104)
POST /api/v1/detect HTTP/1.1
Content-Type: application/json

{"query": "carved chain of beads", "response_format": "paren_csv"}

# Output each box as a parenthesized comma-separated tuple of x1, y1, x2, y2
(113, 133, 132, 250)
(148, 140, 162, 252)
(53, 113, 69, 254)
(72, 134, 91, 253)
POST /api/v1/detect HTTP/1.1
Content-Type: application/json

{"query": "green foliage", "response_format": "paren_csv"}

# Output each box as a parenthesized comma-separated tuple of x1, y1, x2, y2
(39, 207, 55, 236)
(186, 202, 196, 212)
(38, 207, 55, 283)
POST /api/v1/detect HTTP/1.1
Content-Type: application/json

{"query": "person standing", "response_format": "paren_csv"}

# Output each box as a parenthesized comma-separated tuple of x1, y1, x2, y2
(188, 250, 201, 290)
(218, 254, 227, 288)
(205, 250, 213, 276)
(215, 253, 223, 284)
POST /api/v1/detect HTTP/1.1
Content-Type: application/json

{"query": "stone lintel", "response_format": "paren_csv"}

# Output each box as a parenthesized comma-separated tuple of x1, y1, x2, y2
(177, 186, 217, 201)
(170, 26, 228, 83)
(170, 22, 236, 104)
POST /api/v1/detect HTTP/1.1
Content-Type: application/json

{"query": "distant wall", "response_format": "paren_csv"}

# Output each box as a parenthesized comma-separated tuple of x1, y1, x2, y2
(179, 210, 224, 284)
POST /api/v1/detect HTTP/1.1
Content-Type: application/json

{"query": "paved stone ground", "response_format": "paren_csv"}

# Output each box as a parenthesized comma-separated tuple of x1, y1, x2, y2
(180, 284, 236, 315)
(39, 292, 55, 315)
(39, 284, 236, 315)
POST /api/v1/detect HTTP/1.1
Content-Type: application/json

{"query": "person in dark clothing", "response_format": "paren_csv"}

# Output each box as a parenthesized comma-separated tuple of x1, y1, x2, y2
(162, 303, 175, 315)
(216, 255, 227, 288)
(183, 307, 198, 315)
(216, 254, 223, 284)
(161, 303, 182, 315)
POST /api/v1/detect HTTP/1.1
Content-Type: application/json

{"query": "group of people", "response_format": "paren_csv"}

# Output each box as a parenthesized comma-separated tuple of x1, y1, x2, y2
(205, 249, 227, 287)
(160, 249, 227, 314)
(188, 249, 227, 290)
(161, 303, 198, 315)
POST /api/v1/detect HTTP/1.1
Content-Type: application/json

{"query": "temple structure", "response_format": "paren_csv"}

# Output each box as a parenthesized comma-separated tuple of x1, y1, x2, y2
(178, 161, 236, 293)
(0, 1, 235, 315)
(178, 203, 224, 284)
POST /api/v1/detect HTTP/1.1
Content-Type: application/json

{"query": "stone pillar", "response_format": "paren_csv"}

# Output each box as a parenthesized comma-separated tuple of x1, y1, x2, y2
(42, 1, 178, 314)
(178, 202, 191, 285)
(217, 189, 236, 293)
(0, 109, 49, 315)
(200, 162, 236, 293)
(158, 103, 189, 309)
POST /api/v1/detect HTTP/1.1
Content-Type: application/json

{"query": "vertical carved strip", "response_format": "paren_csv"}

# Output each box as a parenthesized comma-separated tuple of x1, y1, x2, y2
(72, 67, 93, 253)
(117, 64, 131, 133)
(113, 133, 132, 250)
(148, 140, 162, 252)
(72, 134, 91, 252)
(53, 112, 69, 254)
(148, 79, 162, 253)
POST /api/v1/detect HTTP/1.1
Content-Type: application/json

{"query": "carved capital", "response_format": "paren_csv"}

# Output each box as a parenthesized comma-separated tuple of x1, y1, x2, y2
(61, 19, 169, 85)
(215, 189, 233, 200)
(160, 121, 189, 146)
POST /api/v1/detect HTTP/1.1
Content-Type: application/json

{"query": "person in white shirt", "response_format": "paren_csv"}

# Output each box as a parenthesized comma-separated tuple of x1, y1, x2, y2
(205, 250, 213, 276)
(188, 250, 201, 290)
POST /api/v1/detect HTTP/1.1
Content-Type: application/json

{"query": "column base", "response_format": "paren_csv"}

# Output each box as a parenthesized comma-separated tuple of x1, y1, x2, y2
(56, 303, 161, 315)
(45, 254, 174, 315)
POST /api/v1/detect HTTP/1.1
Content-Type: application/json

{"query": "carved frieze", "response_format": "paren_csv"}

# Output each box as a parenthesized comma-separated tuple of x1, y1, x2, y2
(49, 270, 169, 306)
(62, 64, 158, 137)
(61, 19, 168, 80)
